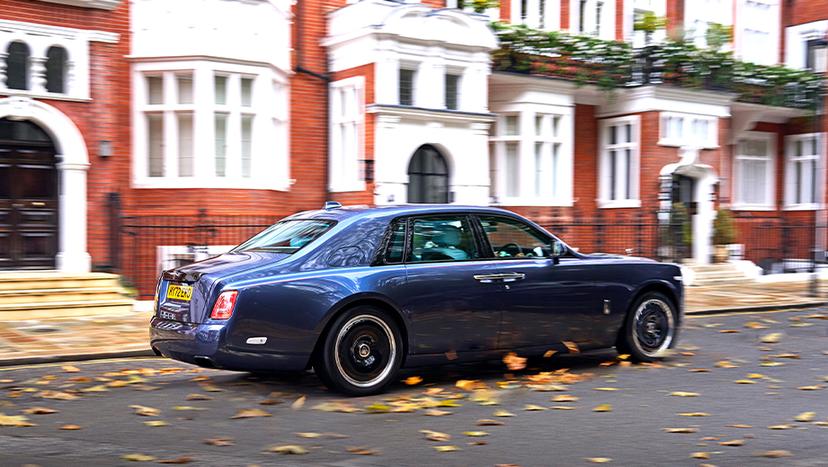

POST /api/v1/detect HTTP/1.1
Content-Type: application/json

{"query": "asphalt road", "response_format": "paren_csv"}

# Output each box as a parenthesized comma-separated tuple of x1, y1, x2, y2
(1, 309, 827, 467)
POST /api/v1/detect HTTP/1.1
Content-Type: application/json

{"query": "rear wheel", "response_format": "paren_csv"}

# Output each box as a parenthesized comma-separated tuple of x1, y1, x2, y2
(314, 306, 402, 396)
(617, 292, 677, 362)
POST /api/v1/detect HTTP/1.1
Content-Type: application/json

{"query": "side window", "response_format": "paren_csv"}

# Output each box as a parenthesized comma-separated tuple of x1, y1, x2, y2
(384, 221, 406, 264)
(479, 216, 554, 259)
(408, 216, 479, 263)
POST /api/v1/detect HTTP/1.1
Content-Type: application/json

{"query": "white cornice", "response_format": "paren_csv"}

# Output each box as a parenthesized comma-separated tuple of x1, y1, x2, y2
(37, 0, 121, 10)
(367, 104, 495, 123)
(0, 19, 120, 43)
(597, 85, 736, 118)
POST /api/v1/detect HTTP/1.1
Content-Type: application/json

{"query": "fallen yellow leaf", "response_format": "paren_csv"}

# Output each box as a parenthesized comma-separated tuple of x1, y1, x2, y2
(797, 385, 824, 391)
(585, 457, 612, 463)
(433, 445, 460, 452)
(795, 412, 816, 422)
(678, 412, 709, 417)
(552, 394, 579, 402)
(121, 453, 156, 462)
(0, 413, 34, 427)
(204, 437, 234, 446)
(760, 332, 782, 344)
(61, 365, 80, 373)
(563, 341, 580, 353)
(291, 395, 306, 410)
(404, 376, 423, 386)
(493, 409, 514, 417)
(424, 409, 452, 417)
(664, 427, 699, 433)
(503, 352, 527, 371)
(463, 431, 488, 437)
(768, 424, 794, 430)
(143, 420, 168, 427)
(231, 408, 271, 419)
(130, 405, 160, 417)
(593, 404, 613, 412)
(267, 445, 308, 455)
(185, 393, 212, 401)
(60, 424, 82, 430)
(756, 450, 792, 458)
(719, 439, 745, 447)
(420, 429, 451, 442)
(670, 391, 700, 397)
(691, 452, 711, 460)
(477, 418, 504, 426)
(23, 407, 58, 415)
(523, 404, 547, 411)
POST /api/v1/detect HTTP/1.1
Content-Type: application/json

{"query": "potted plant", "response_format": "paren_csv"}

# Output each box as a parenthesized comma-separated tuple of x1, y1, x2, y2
(712, 208, 736, 263)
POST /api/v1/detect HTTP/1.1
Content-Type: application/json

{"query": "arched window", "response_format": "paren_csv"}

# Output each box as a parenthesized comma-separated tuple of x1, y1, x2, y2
(5, 41, 30, 90)
(45, 46, 68, 93)
(407, 144, 450, 204)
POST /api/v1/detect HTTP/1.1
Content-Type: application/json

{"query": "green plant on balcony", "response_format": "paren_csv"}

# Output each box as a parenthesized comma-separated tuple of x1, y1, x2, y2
(491, 21, 825, 110)
(633, 11, 666, 46)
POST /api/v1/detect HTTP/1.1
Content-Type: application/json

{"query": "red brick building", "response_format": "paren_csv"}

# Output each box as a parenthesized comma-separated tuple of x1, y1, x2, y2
(1, 0, 826, 297)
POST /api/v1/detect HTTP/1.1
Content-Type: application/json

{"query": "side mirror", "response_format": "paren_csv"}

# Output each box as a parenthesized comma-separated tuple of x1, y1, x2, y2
(551, 240, 566, 264)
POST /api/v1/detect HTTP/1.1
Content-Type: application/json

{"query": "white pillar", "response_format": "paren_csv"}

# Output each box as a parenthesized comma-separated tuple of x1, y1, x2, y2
(55, 160, 91, 272)
(693, 173, 716, 265)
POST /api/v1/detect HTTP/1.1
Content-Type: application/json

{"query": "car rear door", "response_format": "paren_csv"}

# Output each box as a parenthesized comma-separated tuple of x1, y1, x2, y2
(396, 214, 504, 355)
(474, 215, 601, 351)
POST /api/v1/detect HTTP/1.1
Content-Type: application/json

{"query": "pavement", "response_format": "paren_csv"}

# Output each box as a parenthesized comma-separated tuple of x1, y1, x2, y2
(0, 308, 827, 466)
(0, 280, 825, 366)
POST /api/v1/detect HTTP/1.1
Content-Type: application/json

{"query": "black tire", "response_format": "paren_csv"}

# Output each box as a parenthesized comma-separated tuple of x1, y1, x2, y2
(617, 292, 678, 362)
(313, 306, 403, 396)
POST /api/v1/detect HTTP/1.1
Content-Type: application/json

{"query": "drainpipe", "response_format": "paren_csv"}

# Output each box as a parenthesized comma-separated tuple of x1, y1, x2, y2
(295, 0, 332, 201)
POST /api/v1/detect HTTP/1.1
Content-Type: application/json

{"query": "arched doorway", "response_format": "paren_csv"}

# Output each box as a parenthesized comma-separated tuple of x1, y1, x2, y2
(407, 144, 449, 204)
(0, 119, 59, 269)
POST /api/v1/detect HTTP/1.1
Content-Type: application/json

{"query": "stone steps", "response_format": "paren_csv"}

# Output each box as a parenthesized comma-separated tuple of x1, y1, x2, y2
(0, 271, 134, 320)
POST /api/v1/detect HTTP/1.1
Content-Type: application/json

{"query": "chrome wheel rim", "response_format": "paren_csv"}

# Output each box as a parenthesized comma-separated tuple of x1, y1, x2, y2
(631, 298, 674, 358)
(334, 314, 396, 388)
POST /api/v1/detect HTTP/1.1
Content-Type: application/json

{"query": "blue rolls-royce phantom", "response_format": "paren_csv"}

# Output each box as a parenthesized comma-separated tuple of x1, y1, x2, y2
(150, 204, 683, 395)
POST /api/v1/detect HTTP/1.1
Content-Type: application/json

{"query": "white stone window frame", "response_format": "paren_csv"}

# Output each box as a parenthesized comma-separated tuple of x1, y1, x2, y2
(598, 115, 641, 209)
(732, 131, 776, 211)
(132, 60, 290, 191)
(329, 76, 366, 193)
(658, 112, 718, 149)
(0, 19, 118, 101)
(784, 133, 823, 211)
(490, 109, 573, 207)
(570, 0, 615, 39)
(510, 0, 561, 31)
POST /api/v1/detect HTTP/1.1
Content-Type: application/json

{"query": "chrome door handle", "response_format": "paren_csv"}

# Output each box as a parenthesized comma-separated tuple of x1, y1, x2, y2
(473, 273, 526, 283)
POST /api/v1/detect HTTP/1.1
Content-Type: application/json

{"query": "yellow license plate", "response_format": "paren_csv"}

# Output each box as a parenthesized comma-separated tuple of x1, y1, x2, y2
(166, 284, 193, 302)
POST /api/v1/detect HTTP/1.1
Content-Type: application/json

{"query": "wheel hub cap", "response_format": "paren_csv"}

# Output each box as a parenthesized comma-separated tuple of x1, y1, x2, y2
(357, 343, 371, 358)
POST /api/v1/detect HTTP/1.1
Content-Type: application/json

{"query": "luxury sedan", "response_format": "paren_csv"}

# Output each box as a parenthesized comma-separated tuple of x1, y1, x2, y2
(150, 204, 683, 395)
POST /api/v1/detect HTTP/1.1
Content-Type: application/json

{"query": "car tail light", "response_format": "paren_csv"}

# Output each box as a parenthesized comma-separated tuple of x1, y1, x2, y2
(211, 291, 238, 320)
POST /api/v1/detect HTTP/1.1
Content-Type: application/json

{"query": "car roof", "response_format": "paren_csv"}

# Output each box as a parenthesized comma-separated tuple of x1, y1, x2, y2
(288, 204, 521, 222)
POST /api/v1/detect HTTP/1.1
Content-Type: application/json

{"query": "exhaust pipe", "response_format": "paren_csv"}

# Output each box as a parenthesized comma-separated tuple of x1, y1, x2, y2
(193, 356, 216, 369)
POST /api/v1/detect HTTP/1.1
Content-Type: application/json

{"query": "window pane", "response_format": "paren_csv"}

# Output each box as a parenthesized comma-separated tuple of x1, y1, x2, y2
(241, 115, 253, 178)
(609, 149, 617, 200)
(241, 78, 253, 107)
(552, 115, 560, 138)
(399, 68, 415, 106)
(45, 46, 67, 93)
(147, 76, 163, 104)
(408, 217, 479, 262)
(551, 143, 560, 197)
(215, 114, 227, 177)
(625, 148, 632, 199)
(506, 143, 519, 197)
(445, 74, 459, 110)
(6, 41, 30, 90)
(384, 221, 406, 264)
(535, 115, 544, 136)
(177, 75, 193, 104)
(505, 115, 518, 136)
(178, 113, 193, 177)
(147, 114, 163, 177)
(625, 123, 632, 143)
(215, 75, 227, 105)
(609, 125, 617, 145)
(810, 136, 818, 156)
(479, 216, 552, 258)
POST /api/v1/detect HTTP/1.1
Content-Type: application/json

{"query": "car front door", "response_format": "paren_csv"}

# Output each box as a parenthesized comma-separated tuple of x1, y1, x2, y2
(475, 215, 600, 352)
(397, 215, 504, 355)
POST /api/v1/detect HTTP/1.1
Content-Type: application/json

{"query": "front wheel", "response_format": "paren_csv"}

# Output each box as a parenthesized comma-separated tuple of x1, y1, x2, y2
(617, 292, 677, 362)
(314, 306, 403, 396)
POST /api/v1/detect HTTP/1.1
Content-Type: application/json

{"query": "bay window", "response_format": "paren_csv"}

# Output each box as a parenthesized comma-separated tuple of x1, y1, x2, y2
(659, 112, 717, 148)
(490, 110, 571, 205)
(733, 133, 775, 209)
(785, 133, 823, 209)
(133, 62, 289, 189)
(599, 116, 640, 207)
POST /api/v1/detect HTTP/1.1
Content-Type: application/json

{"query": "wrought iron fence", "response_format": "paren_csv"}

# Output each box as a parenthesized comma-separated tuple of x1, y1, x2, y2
(111, 206, 827, 299)
(118, 209, 276, 299)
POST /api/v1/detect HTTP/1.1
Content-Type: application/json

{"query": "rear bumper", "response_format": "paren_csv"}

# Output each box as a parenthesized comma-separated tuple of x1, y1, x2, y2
(149, 317, 309, 372)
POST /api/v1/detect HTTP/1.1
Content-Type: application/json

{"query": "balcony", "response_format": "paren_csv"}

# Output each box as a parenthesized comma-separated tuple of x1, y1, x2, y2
(491, 23, 824, 110)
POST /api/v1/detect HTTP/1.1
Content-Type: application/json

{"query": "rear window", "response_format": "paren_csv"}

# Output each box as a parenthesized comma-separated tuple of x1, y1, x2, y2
(232, 219, 334, 254)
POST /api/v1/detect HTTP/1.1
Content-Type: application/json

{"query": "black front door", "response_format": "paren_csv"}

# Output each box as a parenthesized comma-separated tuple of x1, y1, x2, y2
(0, 119, 59, 269)
(407, 145, 449, 203)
